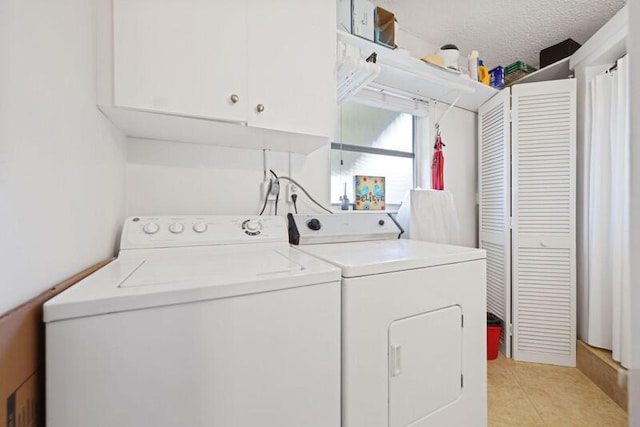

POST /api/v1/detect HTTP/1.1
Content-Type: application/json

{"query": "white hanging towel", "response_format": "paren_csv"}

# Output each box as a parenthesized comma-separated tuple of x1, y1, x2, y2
(396, 189, 461, 245)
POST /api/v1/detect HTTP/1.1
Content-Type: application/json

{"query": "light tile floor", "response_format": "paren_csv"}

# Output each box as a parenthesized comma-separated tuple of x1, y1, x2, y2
(488, 354, 628, 426)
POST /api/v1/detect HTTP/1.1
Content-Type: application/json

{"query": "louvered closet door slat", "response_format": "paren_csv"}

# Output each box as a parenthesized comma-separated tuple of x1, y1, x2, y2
(512, 79, 576, 366)
(478, 90, 511, 357)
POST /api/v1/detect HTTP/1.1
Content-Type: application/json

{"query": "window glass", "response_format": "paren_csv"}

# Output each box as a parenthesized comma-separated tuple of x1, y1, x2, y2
(331, 101, 415, 207)
(340, 103, 413, 152)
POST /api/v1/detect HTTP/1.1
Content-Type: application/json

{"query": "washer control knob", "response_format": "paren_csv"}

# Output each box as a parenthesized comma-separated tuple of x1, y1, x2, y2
(245, 220, 260, 231)
(242, 219, 262, 236)
(143, 222, 160, 235)
(169, 222, 184, 234)
(193, 222, 208, 233)
(307, 218, 322, 231)
(378, 219, 385, 226)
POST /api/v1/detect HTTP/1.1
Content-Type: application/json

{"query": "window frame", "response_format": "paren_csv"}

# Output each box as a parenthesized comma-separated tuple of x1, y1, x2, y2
(330, 114, 418, 210)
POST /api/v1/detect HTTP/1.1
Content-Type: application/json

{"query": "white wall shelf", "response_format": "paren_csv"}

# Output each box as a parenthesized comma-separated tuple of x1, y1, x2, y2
(508, 57, 573, 86)
(337, 30, 498, 112)
(99, 105, 329, 154)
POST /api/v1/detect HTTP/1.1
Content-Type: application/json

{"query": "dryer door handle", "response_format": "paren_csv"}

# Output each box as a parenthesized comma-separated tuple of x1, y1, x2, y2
(390, 345, 402, 377)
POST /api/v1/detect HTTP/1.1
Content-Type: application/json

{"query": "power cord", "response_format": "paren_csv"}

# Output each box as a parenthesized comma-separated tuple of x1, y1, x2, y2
(275, 175, 333, 214)
(270, 169, 280, 215)
(260, 170, 332, 215)
(258, 179, 273, 216)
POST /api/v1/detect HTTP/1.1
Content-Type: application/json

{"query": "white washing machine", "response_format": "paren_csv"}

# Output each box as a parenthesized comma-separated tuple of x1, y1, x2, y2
(44, 215, 341, 427)
(288, 213, 488, 427)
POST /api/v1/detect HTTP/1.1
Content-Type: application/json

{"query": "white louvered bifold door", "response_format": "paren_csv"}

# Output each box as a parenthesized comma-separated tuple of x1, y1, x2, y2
(511, 79, 577, 366)
(478, 90, 512, 357)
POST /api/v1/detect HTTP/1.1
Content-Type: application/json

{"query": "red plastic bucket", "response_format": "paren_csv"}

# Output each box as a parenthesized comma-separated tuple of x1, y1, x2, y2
(487, 326, 502, 360)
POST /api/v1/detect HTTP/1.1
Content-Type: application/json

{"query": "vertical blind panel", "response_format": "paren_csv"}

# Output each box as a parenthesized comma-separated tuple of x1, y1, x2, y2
(516, 91, 572, 236)
(480, 102, 507, 233)
(515, 247, 573, 355)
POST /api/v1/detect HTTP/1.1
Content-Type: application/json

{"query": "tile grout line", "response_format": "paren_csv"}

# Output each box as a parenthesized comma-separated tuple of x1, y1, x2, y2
(504, 359, 552, 426)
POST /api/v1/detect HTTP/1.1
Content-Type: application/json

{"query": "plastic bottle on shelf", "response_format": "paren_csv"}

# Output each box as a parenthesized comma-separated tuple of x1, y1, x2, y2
(478, 60, 490, 85)
(468, 50, 479, 81)
(340, 183, 350, 210)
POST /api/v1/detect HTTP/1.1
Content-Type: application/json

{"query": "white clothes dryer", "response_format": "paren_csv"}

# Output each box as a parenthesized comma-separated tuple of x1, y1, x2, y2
(45, 215, 341, 427)
(288, 212, 488, 427)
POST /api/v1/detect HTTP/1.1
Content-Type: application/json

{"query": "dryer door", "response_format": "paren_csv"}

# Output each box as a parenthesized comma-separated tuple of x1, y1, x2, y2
(389, 305, 463, 427)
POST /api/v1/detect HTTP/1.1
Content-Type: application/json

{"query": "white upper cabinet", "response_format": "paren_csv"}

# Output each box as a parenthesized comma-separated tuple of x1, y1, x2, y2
(98, 0, 337, 153)
(246, 1, 336, 137)
(113, 0, 248, 123)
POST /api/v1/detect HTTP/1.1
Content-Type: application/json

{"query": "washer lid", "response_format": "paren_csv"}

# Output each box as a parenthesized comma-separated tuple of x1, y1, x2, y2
(119, 250, 302, 288)
(297, 239, 486, 278)
(44, 244, 340, 322)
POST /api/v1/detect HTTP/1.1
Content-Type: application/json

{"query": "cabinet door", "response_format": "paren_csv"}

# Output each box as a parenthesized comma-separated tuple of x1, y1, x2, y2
(388, 306, 463, 427)
(511, 79, 577, 366)
(113, 0, 247, 122)
(246, 0, 337, 138)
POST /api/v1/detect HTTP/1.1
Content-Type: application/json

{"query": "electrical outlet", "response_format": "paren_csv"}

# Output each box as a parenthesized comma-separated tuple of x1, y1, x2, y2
(260, 180, 279, 201)
(286, 183, 298, 203)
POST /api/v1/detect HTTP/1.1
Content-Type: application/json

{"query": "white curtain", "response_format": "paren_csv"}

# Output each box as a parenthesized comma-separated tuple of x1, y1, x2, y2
(586, 55, 631, 368)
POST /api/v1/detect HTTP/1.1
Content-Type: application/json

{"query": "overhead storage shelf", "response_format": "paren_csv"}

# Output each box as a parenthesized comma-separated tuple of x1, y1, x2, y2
(337, 30, 498, 112)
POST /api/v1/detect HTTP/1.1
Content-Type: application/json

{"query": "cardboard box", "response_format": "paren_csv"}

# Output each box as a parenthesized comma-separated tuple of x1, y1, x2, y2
(352, 0, 375, 41)
(0, 259, 112, 427)
(504, 60, 537, 86)
(354, 175, 385, 210)
(540, 38, 581, 69)
(374, 7, 395, 48)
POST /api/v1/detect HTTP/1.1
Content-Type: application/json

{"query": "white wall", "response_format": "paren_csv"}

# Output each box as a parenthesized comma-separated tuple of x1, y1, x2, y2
(127, 104, 479, 249)
(0, 0, 127, 316)
(126, 139, 330, 217)
(395, 27, 439, 59)
(418, 106, 478, 248)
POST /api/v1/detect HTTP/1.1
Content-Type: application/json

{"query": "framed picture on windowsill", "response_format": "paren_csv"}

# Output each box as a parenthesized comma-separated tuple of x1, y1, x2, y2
(354, 175, 385, 210)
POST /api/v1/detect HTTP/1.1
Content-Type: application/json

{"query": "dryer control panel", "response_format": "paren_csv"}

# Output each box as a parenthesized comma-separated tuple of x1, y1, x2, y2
(288, 213, 403, 245)
(120, 216, 288, 250)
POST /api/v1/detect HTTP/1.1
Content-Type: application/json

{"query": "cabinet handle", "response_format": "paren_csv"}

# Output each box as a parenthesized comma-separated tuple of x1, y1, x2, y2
(390, 345, 402, 377)
(230, 94, 239, 104)
(256, 104, 265, 113)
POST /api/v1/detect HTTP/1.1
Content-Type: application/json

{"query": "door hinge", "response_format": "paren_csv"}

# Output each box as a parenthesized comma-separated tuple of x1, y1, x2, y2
(508, 217, 513, 229)
(509, 324, 514, 336)
(461, 374, 464, 388)
(461, 314, 464, 328)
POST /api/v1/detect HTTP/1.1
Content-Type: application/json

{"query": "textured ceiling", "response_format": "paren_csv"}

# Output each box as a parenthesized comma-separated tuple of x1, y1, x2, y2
(374, 0, 626, 70)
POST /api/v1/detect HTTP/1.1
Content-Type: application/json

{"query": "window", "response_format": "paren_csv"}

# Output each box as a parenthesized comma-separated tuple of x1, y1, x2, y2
(331, 101, 415, 208)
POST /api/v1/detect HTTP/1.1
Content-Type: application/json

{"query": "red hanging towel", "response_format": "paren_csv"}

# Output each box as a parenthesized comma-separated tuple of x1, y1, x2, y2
(431, 135, 445, 190)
